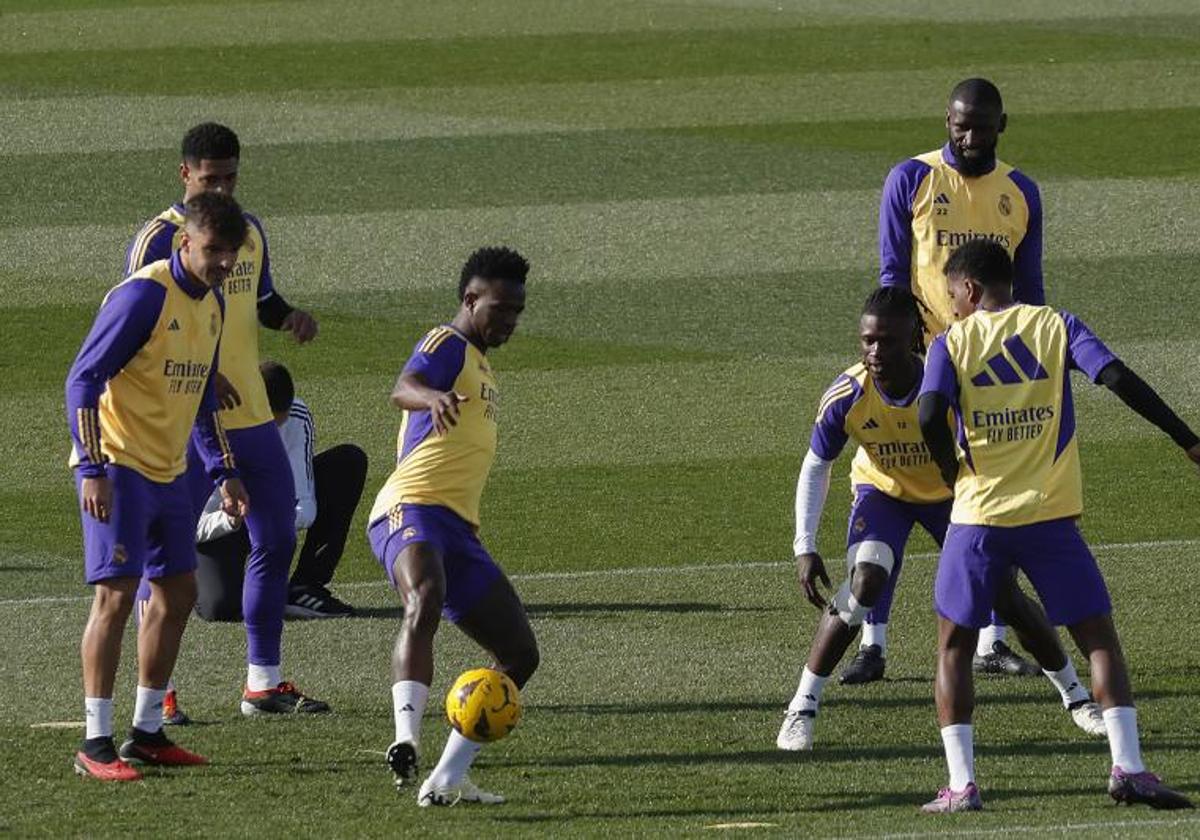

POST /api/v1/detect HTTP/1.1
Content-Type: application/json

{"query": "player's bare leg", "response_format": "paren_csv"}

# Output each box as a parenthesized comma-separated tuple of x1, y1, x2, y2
(991, 574, 1106, 736)
(82, 578, 138, 699)
(418, 573, 538, 807)
(115, 571, 208, 768)
(137, 573, 197, 689)
(923, 618, 983, 813)
(387, 542, 446, 787)
(1066, 613, 1192, 808)
(779, 555, 890, 751)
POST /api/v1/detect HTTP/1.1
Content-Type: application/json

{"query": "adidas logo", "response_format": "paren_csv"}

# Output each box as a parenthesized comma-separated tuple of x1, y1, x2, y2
(970, 335, 1049, 387)
(861, 418, 880, 430)
(934, 192, 951, 205)
(399, 703, 415, 712)
(167, 318, 181, 331)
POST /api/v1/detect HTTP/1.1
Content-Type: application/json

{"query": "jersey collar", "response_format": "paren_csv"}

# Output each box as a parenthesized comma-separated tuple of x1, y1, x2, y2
(170, 250, 211, 300)
(941, 142, 997, 176)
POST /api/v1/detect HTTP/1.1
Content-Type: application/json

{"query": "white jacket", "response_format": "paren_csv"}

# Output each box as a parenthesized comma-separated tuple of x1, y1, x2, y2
(195, 398, 317, 543)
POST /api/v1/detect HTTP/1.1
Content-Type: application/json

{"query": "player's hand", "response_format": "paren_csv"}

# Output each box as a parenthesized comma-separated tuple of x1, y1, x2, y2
(81, 476, 113, 523)
(1187, 442, 1200, 470)
(281, 308, 318, 343)
(220, 478, 250, 519)
(429, 391, 469, 435)
(214, 372, 241, 409)
(796, 552, 831, 609)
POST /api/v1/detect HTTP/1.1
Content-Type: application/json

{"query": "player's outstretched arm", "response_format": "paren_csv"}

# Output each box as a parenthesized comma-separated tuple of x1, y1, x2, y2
(391, 372, 469, 435)
(918, 393, 959, 489)
(1097, 361, 1200, 463)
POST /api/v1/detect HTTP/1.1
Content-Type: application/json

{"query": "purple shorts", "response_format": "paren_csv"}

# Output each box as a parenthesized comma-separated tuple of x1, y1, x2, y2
(847, 485, 951, 556)
(367, 504, 501, 623)
(77, 464, 197, 585)
(935, 517, 1111, 628)
(847, 486, 952, 625)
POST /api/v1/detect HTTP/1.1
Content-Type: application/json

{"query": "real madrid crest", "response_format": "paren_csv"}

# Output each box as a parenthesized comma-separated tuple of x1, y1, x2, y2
(402, 527, 418, 540)
(998, 193, 1012, 216)
(854, 517, 867, 534)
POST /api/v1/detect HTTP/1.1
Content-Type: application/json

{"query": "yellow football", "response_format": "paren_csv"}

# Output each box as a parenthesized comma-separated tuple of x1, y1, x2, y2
(445, 668, 522, 743)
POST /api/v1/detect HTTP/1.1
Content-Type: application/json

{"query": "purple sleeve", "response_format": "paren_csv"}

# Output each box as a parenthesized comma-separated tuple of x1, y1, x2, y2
(402, 332, 467, 392)
(65, 280, 165, 476)
(878, 158, 931, 288)
(808, 376, 856, 460)
(247, 214, 277, 301)
(919, 335, 960, 405)
(191, 292, 238, 482)
(124, 219, 175, 277)
(1060, 311, 1118, 382)
(1009, 170, 1044, 305)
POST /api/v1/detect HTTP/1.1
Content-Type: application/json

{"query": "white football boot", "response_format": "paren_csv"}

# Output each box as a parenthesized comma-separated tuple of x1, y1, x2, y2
(418, 775, 505, 807)
(776, 710, 815, 751)
(1069, 700, 1108, 737)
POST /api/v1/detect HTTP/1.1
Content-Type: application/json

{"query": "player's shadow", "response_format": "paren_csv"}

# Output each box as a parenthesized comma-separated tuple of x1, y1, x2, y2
(494, 738, 1117, 770)
(524, 602, 767, 617)
(537, 699, 780, 715)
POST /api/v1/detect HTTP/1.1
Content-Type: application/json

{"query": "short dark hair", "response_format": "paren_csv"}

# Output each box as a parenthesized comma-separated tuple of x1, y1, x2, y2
(949, 78, 1003, 112)
(181, 122, 240, 163)
(943, 239, 1013, 289)
(259, 360, 295, 414)
(458, 246, 529, 301)
(863, 286, 925, 353)
(183, 191, 248, 248)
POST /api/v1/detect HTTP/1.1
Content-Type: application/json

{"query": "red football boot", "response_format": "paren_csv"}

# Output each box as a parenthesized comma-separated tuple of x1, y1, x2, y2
(118, 728, 208, 766)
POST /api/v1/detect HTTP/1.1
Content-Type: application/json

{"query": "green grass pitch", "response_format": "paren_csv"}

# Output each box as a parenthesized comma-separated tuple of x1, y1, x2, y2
(2, 1, 1200, 836)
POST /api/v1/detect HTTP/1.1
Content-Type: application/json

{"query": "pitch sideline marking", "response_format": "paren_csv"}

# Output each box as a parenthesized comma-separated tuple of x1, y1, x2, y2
(1, 536, 1197, 608)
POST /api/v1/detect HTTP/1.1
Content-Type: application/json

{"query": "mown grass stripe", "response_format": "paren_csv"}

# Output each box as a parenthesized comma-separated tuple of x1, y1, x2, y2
(10, 60, 1200, 157)
(2, 20, 1199, 97)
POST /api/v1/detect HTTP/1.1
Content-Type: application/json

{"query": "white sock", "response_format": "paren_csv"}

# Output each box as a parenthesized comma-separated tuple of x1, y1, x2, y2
(976, 624, 1005, 657)
(940, 724, 975, 790)
(427, 730, 483, 788)
(247, 663, 282, 692)
(84, 697, 114, 741)
(132, 685, 166, 733)
(787, 667, 827, 714)
(1042, 661, 1090, 708)
(1103, 706, 1145, 773)
(392, 680, 429, 746)
(861, 622, 887, 655)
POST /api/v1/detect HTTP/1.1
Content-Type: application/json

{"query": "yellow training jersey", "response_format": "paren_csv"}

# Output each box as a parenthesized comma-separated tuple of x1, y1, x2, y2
(811, 361, 952, 504)
(126, 205, 274, 430)
(921, 304, 1118, 526)
(879, 145, 1044, 339)
(67, 253, 234, 483)
(369, 326, 501, 528)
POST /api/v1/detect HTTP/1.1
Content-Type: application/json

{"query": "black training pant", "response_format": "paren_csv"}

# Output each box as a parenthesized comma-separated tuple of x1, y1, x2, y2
(194, 443, 368, 621)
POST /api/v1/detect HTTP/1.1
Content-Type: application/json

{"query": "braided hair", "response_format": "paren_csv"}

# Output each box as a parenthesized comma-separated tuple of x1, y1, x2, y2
(862, 286, 926, 355)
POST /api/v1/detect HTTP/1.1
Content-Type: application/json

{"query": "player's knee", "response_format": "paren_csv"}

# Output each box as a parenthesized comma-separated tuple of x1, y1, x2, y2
(92, 579, 138, 620)
(341, 443, 368, 481)
(851, 563, 889, 605)
(502, 639, 540, 689)
(402, 578, 445, 634)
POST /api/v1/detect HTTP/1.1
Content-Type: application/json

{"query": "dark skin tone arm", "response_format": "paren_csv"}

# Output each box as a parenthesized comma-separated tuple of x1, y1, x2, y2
(918, 392, 959, 489)
(391, 373, 469, 436)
